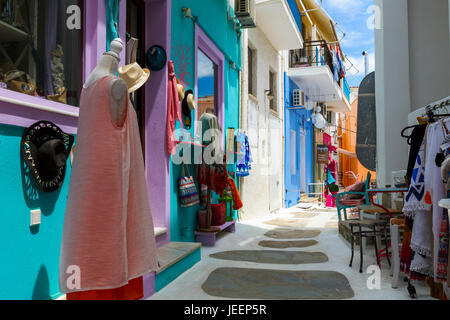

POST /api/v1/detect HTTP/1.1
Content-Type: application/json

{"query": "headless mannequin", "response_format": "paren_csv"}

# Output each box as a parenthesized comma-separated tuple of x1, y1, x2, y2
(84, 38, 128, 127)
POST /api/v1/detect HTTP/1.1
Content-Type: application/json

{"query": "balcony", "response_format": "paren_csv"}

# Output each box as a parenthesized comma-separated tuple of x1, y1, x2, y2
(255, 0, 303, 51)
(288, 40, 351, 113)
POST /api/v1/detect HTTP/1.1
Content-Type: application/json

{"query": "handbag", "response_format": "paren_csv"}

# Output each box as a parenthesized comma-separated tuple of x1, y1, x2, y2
(4, 70, 36, 96)
(178, 163, 200, 208)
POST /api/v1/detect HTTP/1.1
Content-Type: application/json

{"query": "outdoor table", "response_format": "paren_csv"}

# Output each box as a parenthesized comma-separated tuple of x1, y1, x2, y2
(364, 187, 408, 264)
(367, 187, 408, 218)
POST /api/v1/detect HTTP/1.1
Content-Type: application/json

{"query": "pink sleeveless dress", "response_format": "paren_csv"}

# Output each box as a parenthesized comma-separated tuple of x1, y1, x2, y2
(59, 76, 158, 294)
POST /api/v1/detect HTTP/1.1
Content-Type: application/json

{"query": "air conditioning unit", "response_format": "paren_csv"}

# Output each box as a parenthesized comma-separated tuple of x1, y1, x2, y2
(293, 89, 305, 107)
(235, 0, 256, 29)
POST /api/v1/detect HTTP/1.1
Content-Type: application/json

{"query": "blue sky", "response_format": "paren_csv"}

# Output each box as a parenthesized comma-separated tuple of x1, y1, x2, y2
(197, 49, 215, 97)
(319, 0, 375, 87)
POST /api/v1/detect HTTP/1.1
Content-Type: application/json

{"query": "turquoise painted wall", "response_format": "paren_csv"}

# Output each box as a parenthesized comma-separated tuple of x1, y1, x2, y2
(0, 124, 73, 300)
(170, 0, 241, 242)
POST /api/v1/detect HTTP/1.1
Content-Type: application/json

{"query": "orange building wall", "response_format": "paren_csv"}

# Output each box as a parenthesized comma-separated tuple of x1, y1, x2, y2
(338, 96, 376, 187)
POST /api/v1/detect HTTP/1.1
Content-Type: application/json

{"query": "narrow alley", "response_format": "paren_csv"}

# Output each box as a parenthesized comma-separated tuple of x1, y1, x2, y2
(150, 204, 432, 300)
(0, 0, 449, 306)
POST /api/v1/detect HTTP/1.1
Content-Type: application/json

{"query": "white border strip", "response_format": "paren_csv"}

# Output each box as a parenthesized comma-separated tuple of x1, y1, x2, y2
(0, 95, 79, 118)
(408, 95, 450, 125)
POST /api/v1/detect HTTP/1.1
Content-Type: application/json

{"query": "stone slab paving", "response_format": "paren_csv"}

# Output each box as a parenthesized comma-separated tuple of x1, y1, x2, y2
(202, 268, 355, 300)
(264, 218, 313, 228)
(290, 211, 320, 218)
(210, 250, 328, 264)
(264, 228, 321, 239)
(258, 240, 318, 249)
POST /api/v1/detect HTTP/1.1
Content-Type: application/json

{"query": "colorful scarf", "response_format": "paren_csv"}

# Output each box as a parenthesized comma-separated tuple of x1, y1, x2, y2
(236, 132, 252, 177)
(403, 141, 433, 277)
(404, 142, 430, 216)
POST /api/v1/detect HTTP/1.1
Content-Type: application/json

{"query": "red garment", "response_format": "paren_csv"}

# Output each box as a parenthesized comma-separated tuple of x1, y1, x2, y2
(166, 61, 183, 155)
(67, 277, 143, 300)
(227, 177, 243, 210)
(198, 164, 227, 195)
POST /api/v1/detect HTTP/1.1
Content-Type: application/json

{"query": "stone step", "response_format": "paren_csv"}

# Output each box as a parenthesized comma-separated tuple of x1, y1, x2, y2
(156, 241, 201, 275)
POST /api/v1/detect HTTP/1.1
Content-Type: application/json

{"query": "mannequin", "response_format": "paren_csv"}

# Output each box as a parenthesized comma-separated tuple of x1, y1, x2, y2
(84, 38, 128, 127)
(61, 37, 158, 300)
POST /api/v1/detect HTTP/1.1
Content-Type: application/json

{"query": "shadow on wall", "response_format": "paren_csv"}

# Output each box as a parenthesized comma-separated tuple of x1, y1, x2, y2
(19, 150, 62, 221)
(32, 265, 51, 300)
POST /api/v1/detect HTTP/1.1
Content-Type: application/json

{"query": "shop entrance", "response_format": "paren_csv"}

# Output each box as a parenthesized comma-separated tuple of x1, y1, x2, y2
(126, 0, 146, 154)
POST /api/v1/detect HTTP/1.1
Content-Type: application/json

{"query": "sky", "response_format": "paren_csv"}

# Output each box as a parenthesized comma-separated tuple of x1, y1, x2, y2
(197, 0, 376, 92)
(319, 0, 375, 87)
(198, 49, 215, 97)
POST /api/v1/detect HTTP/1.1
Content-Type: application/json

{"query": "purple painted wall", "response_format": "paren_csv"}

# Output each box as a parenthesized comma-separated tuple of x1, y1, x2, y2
(145, 0, 172, 247)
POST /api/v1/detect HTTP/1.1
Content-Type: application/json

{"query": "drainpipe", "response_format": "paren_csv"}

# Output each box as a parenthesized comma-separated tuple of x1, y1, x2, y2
(363, 51, 369, 76)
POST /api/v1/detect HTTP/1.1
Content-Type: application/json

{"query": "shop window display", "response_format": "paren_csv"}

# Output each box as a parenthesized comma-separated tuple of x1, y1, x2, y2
(0, 0, 83, 106)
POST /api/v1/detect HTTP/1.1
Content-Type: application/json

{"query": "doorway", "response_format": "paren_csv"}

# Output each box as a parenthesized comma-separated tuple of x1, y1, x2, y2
(300, 134, 307, 193)
(126, 0, 146, 152)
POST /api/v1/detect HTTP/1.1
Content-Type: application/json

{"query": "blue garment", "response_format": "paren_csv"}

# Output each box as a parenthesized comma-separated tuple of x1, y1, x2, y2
(236, 132, 253, 177)
(105, 0, 120, 51)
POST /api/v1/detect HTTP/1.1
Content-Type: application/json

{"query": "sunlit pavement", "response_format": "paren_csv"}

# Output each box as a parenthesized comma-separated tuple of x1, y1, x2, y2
(149, 204, 433, 300)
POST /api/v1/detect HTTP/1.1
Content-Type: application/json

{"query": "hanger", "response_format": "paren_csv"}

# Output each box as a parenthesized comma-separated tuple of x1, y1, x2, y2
(401, 125, 422, 145)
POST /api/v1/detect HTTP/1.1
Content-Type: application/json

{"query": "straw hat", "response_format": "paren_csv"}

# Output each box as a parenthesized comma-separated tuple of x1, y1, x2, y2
(183, 89, 196, 111)
(176, 79, 185, 101)
(118, 62, 150, 93)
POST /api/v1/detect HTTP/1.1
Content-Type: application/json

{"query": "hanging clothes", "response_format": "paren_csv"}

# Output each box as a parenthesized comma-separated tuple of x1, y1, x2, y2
(166, 61, 183, 155)
(236, 132, 252, 177)
(403, 141, 433, 278)
(406, 125, 428, 185)
(197, 112, 228, 198)
(44, 0, 58, 97)
(436, 122, 450, 283)
(424, 119, 449, 282)
(60, 76, 158, 296)
(105, 0, 120, 51)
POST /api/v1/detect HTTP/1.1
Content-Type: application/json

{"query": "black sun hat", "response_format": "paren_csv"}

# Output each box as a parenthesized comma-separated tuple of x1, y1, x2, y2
(21, 121, 74, 192)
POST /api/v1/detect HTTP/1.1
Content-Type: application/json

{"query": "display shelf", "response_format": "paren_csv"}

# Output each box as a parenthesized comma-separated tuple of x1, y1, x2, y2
(0, 20, 29, 42)
(195, 220, 236, 247)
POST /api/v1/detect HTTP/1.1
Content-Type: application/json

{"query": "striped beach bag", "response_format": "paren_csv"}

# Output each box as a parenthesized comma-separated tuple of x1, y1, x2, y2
(178, 164, 200, 208)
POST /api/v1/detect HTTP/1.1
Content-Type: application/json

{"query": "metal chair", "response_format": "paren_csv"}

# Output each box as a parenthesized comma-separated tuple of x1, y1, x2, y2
(333, 172, 372, 221)
(348, 219, 391, 273)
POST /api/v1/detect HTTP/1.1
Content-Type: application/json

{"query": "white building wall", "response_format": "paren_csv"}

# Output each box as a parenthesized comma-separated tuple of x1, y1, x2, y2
(240, 27, 285, 220)
(375, 0, 450, 187)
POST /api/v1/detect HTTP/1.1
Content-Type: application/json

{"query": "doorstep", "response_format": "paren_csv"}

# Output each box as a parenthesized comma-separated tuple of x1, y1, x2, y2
(154, 241, 202, 292)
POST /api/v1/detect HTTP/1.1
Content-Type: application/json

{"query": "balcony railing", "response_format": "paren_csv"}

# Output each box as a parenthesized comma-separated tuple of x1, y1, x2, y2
(343, 77, 351, 102)
(289, 40, 344, 86)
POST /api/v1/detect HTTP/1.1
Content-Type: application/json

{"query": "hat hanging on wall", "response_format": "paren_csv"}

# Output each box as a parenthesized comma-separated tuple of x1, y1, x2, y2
(182, 89, 196, 129)
(177, 79, 185, 101)
(118, 62, 150, 93)
(21, 121, 74, 192)
(183, 89, 196, 111)
(146, 45, 167, 71)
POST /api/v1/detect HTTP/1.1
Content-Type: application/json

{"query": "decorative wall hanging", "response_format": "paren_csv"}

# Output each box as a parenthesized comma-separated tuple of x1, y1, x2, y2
(172, 36, 193, 88)
(21, 121, 74, 192)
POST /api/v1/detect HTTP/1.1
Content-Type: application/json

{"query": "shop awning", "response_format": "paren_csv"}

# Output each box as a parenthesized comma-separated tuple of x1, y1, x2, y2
(299, 0, 345, 60)
(337, 148, 357, 158)
(255, 0, 303, 50)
